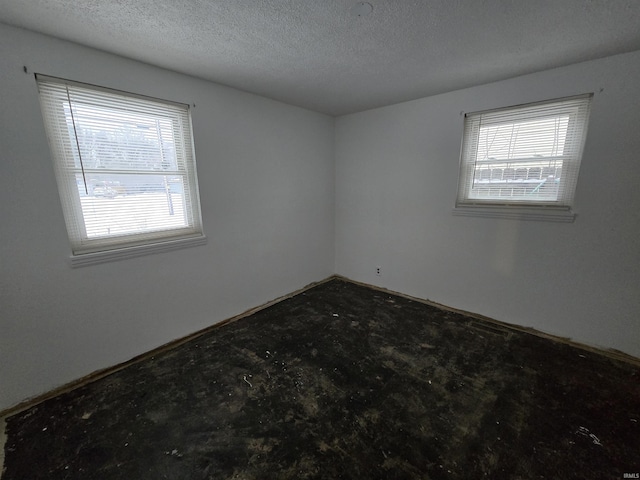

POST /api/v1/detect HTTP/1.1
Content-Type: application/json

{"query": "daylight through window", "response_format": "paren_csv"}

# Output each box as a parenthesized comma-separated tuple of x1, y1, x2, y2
(37, 75, 204, 263)
(456, 94, 592, 217)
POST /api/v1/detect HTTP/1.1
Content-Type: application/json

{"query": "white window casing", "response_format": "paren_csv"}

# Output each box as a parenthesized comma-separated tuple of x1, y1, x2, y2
(36, 75, 205, 266)
(454, 94, 593, 222)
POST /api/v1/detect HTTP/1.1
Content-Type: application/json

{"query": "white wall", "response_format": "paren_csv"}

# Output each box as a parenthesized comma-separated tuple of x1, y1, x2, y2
(0, 24, 335, 411)
(335, 51, 640, 358)
(2, 22, 639, 413)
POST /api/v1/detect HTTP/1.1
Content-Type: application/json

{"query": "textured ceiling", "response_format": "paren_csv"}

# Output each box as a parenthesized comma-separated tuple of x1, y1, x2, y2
(1, 1, 640, 116)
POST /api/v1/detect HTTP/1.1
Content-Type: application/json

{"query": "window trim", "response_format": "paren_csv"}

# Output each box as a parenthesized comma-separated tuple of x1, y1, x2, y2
(68, 235, 207, 267)
(451, 204, 576, 222)
(454, 94, 593, 222)
(36, 74, 206, 266)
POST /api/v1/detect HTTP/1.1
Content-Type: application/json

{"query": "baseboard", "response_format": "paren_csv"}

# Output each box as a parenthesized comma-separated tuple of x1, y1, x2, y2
(334, 274, 640, 367)
(4, 273, 636, 418)
(0, 276, 336, 418)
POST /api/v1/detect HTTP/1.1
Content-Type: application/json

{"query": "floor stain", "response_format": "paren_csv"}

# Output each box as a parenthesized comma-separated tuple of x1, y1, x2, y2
(3, 279, 640, 479)
(0, 415, 6, 477)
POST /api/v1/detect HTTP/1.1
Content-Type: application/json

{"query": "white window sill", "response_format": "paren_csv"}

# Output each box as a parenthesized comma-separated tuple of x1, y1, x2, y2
(452, 204, 576, 222)
(69, 235, 207, 267)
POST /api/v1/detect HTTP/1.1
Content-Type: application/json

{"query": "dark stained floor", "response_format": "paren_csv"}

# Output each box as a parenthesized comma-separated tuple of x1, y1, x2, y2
(3, 278, 640, 479)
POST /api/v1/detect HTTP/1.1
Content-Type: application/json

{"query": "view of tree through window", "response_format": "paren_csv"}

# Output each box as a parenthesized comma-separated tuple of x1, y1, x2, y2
(37, 75, 203, 258)
(68, 102, 188, 238)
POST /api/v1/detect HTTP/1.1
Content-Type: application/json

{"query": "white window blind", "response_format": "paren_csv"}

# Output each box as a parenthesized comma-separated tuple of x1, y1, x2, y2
(37, 75, 204, 261)
(456, 94, 592, 214)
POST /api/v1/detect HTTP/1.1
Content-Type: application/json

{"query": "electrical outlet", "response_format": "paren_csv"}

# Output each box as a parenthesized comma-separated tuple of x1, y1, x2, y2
(376, 266, 381, 276)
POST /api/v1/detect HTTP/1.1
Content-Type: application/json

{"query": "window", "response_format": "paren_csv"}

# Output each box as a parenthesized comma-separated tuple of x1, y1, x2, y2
(37, 75, 205, 266)
(454, 94, 592, 221)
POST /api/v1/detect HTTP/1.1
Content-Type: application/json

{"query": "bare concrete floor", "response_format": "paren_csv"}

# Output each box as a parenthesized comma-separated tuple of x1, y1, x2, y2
(0, 416, 6, 477)
(3, 279, 640, 479)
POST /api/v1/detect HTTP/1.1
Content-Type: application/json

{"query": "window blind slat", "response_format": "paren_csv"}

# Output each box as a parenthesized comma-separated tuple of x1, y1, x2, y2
(457, 94, 592, 209)
(37, 75, 204, 257)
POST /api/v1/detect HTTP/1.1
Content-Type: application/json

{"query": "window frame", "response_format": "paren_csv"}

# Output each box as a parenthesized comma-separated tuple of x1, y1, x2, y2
(453, 94, 593, 222)
(36, 75, 206, 266)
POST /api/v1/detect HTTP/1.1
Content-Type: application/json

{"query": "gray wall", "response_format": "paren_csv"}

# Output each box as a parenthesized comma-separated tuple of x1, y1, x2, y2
(0, 24, 335, 410)
(335, 51, 640, 358)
